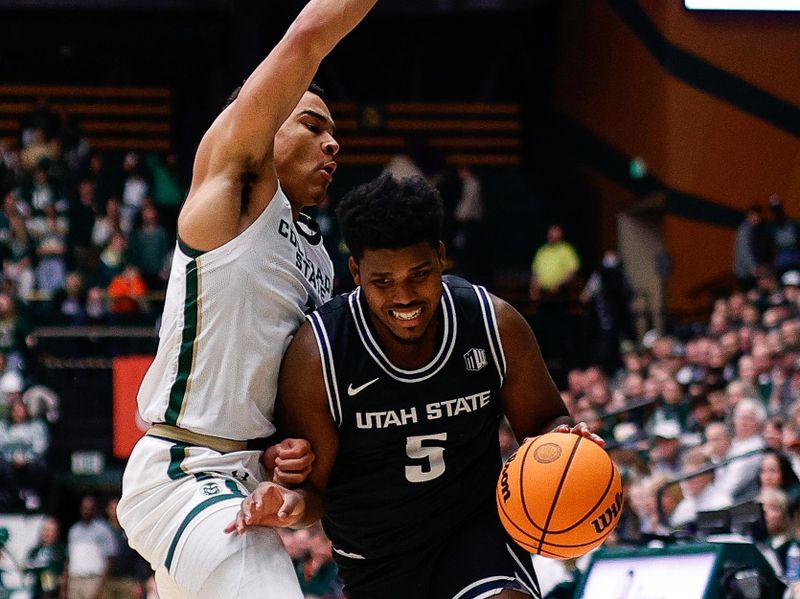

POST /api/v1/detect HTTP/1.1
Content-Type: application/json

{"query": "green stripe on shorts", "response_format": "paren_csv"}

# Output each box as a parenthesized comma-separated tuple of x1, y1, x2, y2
(167, 444, 189, 480)
(165, 485, 245, 573)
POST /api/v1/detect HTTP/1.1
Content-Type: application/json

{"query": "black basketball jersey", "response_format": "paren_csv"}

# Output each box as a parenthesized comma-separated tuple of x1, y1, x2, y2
(307, 275, 508, 560)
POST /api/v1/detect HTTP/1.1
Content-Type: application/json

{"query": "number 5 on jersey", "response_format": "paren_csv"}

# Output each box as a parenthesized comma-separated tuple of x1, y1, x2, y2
(405, 433, 447, 483)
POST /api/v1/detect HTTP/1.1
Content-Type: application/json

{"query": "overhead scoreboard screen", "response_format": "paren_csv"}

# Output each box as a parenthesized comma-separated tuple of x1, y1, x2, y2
(685, 0, 800, 9)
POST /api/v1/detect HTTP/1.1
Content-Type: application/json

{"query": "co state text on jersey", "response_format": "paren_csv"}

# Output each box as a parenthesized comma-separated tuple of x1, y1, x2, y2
(278, 218, 331, 297)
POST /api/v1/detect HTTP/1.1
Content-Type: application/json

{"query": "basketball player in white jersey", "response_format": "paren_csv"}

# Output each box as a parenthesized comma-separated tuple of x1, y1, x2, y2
(116, 1, 378, 597)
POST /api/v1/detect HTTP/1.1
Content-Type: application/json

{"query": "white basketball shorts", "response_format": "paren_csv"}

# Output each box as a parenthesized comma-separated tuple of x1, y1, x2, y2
(118, 436, 303, 599)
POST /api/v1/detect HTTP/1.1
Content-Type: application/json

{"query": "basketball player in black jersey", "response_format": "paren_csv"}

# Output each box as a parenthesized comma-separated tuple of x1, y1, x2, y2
(230, 174, 604, 599)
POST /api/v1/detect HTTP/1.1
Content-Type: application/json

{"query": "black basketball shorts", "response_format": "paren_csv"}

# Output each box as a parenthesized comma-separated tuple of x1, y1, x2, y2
(333, 507, 541, 599)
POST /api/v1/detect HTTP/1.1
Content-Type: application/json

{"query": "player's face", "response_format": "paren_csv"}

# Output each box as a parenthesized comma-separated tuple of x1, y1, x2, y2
(274, 92, 339, 209)
(350, 242, 445, 344)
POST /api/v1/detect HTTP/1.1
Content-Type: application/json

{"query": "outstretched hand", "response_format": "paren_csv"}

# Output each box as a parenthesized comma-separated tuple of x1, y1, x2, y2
(262, 438, 315, 485)
(224, 482, 306, 535)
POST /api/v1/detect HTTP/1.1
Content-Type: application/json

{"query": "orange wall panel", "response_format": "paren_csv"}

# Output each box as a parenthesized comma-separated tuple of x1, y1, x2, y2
(664, 216, 736, 313)
(113, 355, 153, 458)
(556, 0, 800, 211)
(584, 168, 639, 252)
(553, 0, 800, 312)
(555, 0, 669, 176)
(642, 0, 800, 107)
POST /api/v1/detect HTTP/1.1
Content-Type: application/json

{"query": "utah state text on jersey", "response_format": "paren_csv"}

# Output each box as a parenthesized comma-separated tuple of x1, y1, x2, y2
(355, 389, 492, 429)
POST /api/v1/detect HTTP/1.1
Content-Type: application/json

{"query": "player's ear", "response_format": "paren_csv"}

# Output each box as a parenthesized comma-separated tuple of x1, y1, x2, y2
(348, 256, 361, 286)
(436, 241, 446, 266)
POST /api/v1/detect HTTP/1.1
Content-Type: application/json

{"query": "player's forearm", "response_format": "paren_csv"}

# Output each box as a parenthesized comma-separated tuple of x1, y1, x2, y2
(287, 0, 379, 59)
(537, 414, 574, 435)
(293, 484, 326, 528)
(245, 0, 378, 100)
(220, 0, 377, 166)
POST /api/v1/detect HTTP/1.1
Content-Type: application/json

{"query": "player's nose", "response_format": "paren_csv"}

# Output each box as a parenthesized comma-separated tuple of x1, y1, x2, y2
(323, 134, 339, 157)
(392, 283, 416, 305)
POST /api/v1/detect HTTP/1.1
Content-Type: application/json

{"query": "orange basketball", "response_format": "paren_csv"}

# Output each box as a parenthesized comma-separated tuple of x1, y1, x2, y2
(496, 432, 623, 559)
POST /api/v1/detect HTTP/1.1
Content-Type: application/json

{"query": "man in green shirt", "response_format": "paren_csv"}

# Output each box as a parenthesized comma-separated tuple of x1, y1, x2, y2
(528, 224, 581, 371)
(529, 224, 580, 299)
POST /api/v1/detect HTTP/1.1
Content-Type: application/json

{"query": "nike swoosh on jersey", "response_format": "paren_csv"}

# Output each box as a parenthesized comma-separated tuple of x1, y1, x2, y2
(347, 377, 380, 396)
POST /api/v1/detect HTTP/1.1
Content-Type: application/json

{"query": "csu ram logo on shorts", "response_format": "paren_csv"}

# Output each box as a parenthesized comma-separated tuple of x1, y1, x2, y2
(463, 348, 488, 372)
(201, 483, 221, 496)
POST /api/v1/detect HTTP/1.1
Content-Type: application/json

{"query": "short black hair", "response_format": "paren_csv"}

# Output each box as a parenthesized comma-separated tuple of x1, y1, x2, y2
(336, 173, 443, 260)
(223, 80, 325, 110)
(307, 81, 326, 101)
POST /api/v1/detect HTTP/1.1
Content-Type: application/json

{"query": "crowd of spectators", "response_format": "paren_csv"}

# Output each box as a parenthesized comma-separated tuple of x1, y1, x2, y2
(540, 267, 800, 596)
(0, 99, 182, 332)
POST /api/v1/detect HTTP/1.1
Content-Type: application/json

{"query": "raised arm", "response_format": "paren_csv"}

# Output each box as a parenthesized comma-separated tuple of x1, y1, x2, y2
(179, 0, 378, 251)
(230, 321, 339, 531)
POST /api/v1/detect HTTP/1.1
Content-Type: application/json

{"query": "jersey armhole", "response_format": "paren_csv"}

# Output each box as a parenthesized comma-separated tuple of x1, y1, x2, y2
(307, 313, 343, 427)
(472, 285, 507, 386)
(177, 236, 206, 258)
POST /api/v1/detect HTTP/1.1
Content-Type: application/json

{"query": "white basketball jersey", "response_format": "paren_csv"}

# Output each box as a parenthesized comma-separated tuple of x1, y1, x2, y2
(137, 186, 333, 440)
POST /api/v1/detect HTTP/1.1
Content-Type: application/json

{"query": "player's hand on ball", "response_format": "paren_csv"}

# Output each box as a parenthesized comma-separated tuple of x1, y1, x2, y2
(225, 482, 305, 534)
(262, 438, 315, 485)
(553, 422, 605, 447)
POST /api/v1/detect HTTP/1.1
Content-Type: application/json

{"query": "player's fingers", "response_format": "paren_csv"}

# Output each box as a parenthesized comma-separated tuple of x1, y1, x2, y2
(243, 484, 295, 524)
(278, 439, 313, 458)
(241, 496, 253, 522)
(236, 509, 249, 535)
(587, 432, 606, 447)
(570, 422, 590, 436)
(261, 445, 280, 471)
(552, 424, 571, 434)
(275, 444, 317, 470)
(273, 465, 312, 486)
(224, 519, 237, 534)
(275, 455, 315, 471)
(277, 490, 304, 520)
(570, 422, 605, 447)
(250, 481, 277, 510)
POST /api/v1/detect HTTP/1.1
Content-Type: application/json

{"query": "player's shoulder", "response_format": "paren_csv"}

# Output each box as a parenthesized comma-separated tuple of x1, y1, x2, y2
(443, 274, 505, 315)
(442, 273, 473, 291)
(312, 290, 354, 319)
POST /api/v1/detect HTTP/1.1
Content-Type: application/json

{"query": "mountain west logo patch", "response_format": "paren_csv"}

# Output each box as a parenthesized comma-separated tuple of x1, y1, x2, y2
(464, 348, 488, 372)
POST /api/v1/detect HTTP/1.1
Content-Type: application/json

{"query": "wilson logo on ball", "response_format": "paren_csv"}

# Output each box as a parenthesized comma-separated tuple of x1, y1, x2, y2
(590, 491, 623, 533)
(533, 443, 562, 464)
(499, 453, 516, 502)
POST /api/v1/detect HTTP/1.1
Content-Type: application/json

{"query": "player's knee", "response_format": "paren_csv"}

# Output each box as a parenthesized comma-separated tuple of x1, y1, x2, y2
(191, 528, 302, 599)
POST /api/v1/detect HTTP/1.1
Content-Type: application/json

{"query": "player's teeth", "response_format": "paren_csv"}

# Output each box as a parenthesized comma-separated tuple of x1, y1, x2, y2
(390, 308, 421, 321)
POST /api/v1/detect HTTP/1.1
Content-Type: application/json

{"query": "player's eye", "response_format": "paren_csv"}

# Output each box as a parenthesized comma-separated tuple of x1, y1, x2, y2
(412, 270, 431, 280)
(305, 123, 320, 133)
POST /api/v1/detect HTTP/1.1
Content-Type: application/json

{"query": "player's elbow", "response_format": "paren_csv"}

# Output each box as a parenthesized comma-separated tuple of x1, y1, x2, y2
(284, 13, 336, 60)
